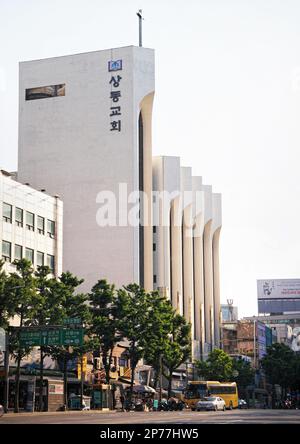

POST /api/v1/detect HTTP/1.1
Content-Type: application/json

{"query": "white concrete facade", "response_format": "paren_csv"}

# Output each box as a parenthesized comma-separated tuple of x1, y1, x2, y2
(17, 45, 223, 362)
(152, 156, 222, 360)
(18, 46, 155, 292)
(0, 169, 63, 276)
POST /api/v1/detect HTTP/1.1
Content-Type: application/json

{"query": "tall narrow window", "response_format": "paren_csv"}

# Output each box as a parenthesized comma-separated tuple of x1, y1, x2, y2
(15, 207, 23, 227)
(15, 244, 23, 261)
(26, 212, 35, 231)
(37, 216, 45, 235)
(2, 241, 11, 262)
(47, 220, 55, 238)
(3, 203, 12, 223)
(37, 251, 44, 267)
(47, 254, 55, 273)
(25, 247, 34, 264)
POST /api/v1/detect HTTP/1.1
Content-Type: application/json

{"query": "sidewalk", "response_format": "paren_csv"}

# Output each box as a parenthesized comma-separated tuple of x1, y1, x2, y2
(4, 409, 117, 418)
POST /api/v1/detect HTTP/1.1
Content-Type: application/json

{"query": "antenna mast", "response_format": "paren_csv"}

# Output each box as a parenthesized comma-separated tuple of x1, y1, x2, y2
(136, 9, 144, 47)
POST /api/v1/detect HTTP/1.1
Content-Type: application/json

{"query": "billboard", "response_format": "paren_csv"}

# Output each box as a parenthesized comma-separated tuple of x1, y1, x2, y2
(257, 279, 300, 299)
(257, 279, 300, 314)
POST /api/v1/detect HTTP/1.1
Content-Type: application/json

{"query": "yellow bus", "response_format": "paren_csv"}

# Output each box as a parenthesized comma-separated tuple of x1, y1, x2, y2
(183, 381, 238, 410)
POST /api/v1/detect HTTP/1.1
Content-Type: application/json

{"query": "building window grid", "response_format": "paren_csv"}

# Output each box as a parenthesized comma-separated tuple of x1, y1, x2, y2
(1, 201, 56, 269)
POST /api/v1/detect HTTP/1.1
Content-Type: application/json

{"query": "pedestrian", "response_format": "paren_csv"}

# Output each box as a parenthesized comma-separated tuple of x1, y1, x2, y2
(120, 394, 125, 412)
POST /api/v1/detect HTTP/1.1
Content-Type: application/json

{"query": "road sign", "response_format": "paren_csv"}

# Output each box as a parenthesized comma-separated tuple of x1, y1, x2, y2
(0, 328, 6, 352)
(61, 329, 84, 346)
(63, 317, 82, 326)
(20, 330, 41, 347)
(46, 329, 62, 346)
(19, 327, 84, 347)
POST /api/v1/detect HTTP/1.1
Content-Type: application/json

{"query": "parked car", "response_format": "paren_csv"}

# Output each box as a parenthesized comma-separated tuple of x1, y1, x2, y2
(196, 397, 226, 411)
(0, 405, 4, 418)
(238, 399, 248, 409)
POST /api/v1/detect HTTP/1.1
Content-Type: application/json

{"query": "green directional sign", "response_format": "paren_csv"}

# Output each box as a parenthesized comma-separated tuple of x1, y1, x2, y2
(63, 317, 82, 326)
(19, 327, 84, 347)
(61, 328, 84, 346)
(20, 330, 41, 347)
(46, 329, 62, 346)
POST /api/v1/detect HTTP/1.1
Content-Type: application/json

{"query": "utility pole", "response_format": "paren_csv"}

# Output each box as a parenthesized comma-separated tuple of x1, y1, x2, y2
(136, 9, 144, 47)
(3, 332, 9, 413)
(253, 319, 256, 369)
(159, 353, 162, 402)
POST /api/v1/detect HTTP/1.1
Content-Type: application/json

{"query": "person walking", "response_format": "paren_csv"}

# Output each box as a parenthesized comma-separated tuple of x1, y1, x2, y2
(120, 394, 125, 412)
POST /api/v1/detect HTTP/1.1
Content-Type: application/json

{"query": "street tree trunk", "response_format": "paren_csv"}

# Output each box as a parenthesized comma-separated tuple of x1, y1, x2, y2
(39, 348, 45, 411)
(80, 355, 84, 409)
(167, 373, 173, 399)
(14, 351, 22, 413)
(103, 350, 110, 384)
(63, 353, 68, 409)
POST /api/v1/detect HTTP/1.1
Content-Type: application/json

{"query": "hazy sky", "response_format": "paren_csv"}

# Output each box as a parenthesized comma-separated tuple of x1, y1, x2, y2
(1, 0, 300, 318)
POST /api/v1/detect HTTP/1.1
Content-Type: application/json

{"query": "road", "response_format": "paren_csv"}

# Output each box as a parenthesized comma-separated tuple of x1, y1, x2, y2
(1, 409, 300, 424)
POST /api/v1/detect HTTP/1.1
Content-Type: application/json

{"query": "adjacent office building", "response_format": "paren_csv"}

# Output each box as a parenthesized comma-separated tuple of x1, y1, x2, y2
(0, 169, 63, 276)
(221, 304, 238, 322)
(17, 46, 222, 360)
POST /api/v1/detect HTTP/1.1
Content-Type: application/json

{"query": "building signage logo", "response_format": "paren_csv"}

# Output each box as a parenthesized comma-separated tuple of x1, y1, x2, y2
(108, 60, 123, 72)
(108, 61, 123, 132)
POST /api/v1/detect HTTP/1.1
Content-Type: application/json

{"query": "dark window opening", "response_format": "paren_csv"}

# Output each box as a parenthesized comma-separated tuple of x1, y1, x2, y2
(25, 84, 65, 101)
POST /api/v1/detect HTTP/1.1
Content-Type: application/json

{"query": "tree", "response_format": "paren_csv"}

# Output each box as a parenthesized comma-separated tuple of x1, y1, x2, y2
(196, 349, 233, 382)
(0, 260, 14, 329)
(28, 265, 63, 411)
(231, 357, 254, 390)
(261, 343, 298, 397)
(88, 279, 121, 384)
(116, 284, 150, 401)
(7, 259, 39, 412)
(143, 292, 174, 391)
(47, 271, 89, 408)
(161, 313, 191, 398)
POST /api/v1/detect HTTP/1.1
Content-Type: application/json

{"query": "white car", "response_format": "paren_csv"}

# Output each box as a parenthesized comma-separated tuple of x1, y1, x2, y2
(196, 396, 226, 412)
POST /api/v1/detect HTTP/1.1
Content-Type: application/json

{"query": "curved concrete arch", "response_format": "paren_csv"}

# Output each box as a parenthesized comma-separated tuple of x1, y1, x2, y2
(213, 226, 221, 347)
(170, 195, 183, 314)
(139, 92, 154, 291)
(212, 192, 222, 348)
(193, 212, 205, 358)
(182, 203, 194, 333)
(203, 218, 214, 350)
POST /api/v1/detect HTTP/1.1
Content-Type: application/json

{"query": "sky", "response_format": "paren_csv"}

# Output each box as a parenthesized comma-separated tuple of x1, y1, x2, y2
(1, 0, 300, 318)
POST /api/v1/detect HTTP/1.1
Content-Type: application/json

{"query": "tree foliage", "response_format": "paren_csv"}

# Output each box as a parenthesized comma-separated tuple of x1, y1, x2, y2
(261, 343, 299, 391)
(196, 348, 233, 382)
